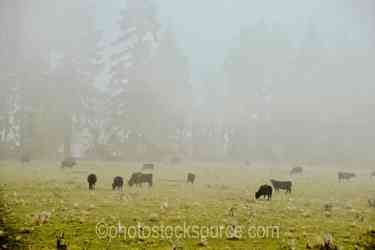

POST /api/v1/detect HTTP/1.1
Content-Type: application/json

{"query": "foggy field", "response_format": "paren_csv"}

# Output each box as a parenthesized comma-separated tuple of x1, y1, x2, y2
(1, 1, 375, 249)
(0, 162, 374, 249)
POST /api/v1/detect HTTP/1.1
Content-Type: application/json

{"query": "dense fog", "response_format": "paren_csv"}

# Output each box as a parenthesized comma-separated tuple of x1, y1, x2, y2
(1, 0, 375, 164)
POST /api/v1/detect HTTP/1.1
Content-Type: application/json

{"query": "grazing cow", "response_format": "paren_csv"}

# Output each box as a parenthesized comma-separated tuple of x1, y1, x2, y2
(112, 176, 124, 191)
(255, 185, 273, 200)
(187, 173, 195, 184)
(371, 171, 375, 179)
(128, 172, 153, 187)
(142, 163, 154, 171)
(270, 179, 292, 193)
(61, 157, 76, 168)
(128, 172, 142, 187)
(87, 174, 97, 191)
(338, 172, 356, 182)
(290, 166, 303, 175)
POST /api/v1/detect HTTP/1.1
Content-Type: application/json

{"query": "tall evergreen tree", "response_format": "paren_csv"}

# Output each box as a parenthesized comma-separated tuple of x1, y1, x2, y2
(109, 0, 159, 160)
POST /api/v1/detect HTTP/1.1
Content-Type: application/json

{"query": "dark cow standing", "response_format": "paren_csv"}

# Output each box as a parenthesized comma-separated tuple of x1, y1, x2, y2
(371, 171, 375, 179)
(270, 179, 292, 193)
(255, 185, 273, 200)
(187, 173, 195, 184)
(61, 157, 76, 168)
(112, 176, 124, 191)
(142, 163, 154, 171)
(128, 172, 153, 187)
(87, 174, 97, 191)
(338, 172, 356, 182)
(290, 166, 303, 175)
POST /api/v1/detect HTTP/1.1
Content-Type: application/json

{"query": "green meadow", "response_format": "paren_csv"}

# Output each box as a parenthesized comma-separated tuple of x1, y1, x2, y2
(0, 161, 374, 249)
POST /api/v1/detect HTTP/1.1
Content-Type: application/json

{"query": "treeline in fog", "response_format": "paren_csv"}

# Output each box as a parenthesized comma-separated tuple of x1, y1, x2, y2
(0, 0, 374, 164)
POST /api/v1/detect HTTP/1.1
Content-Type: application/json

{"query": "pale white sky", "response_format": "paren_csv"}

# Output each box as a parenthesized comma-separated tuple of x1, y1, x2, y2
(95, 0, 374, 83)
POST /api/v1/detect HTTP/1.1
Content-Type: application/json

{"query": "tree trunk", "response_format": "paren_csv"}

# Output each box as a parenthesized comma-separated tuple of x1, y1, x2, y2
(63, 113, 72, 159)
(3, 117, 9, 143)
(19, 106, 26, 158)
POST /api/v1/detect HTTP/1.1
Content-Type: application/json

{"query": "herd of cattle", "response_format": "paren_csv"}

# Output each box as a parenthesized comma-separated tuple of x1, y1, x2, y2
(15, 158, 374, 249)
(255, 166, 374, 200)
(85, 163, 196, 192)
(84, 163, 374, 201)
(21, 157, 375, 200)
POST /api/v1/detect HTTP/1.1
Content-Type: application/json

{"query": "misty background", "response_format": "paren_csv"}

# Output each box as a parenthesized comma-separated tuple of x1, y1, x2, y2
(1, 0, 375, 164)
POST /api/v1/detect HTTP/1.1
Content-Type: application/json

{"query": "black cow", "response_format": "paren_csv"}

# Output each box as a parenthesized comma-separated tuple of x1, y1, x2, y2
(142, 163, 154, 171)
(338, 172, 356, 182)
(255, 185, 273, 200)
(290, 166, 303, 175)
(371, 171, 375, 179)
(87, 174, 97, 191)
(270, 179, 292, 193)
(112, 176, 124, 191)
(128, 172, 153, 187)
(187, 173, 195, 184)
(61, 157, 76, 168)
